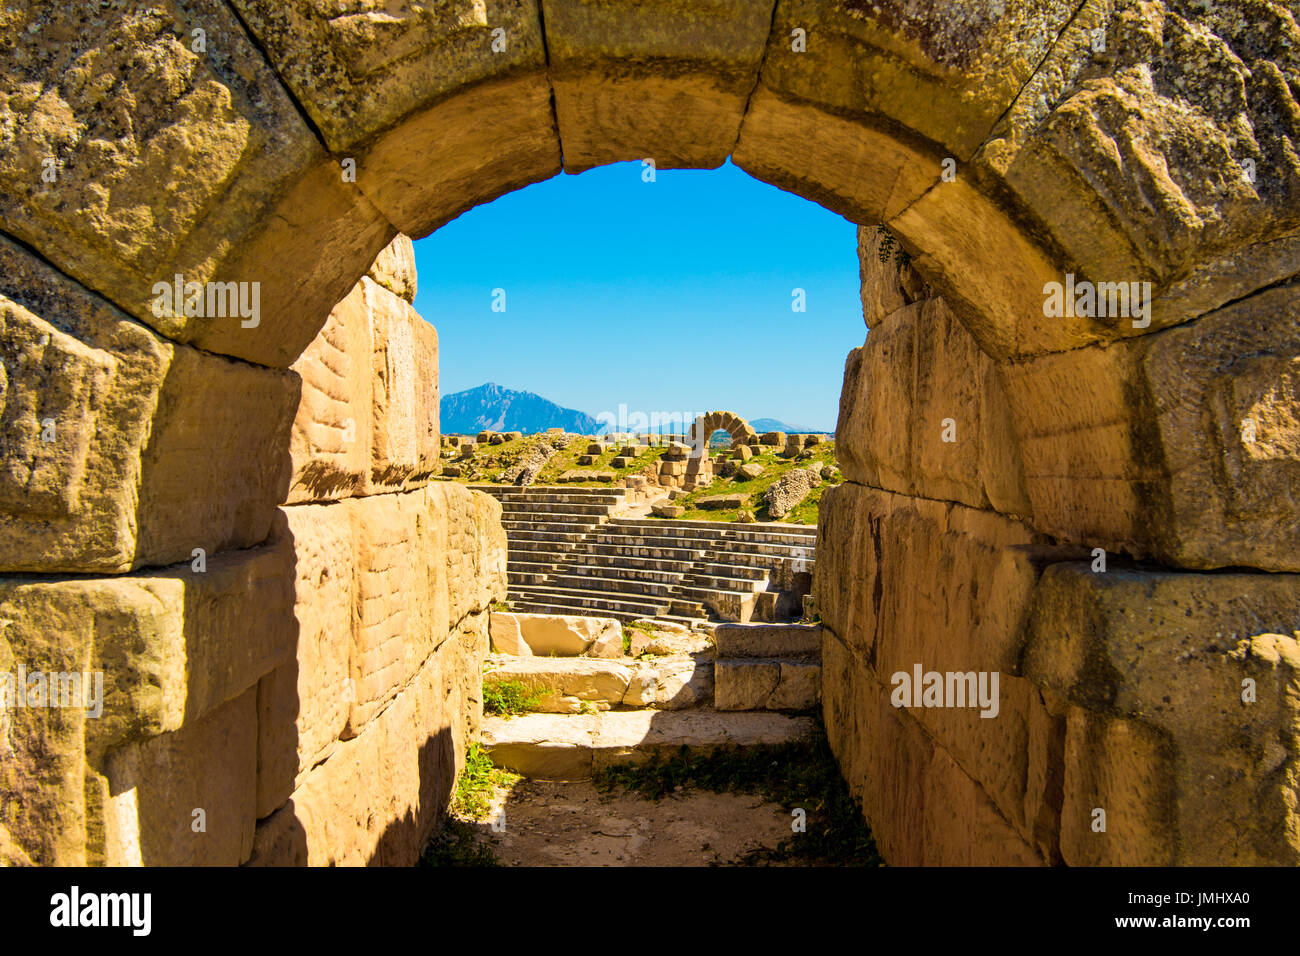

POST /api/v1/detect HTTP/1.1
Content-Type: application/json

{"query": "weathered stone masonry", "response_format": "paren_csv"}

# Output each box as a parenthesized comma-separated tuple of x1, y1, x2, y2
(1, 0, 1298, 864)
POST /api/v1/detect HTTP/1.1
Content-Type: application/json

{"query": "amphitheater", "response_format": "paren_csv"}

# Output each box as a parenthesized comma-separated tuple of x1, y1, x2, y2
(2, 0, 1300, 867)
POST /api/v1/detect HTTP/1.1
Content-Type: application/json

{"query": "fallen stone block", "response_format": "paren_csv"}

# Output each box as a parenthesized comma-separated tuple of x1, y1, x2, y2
(698, 493, 749, 510)
(492, 612, 623, 658)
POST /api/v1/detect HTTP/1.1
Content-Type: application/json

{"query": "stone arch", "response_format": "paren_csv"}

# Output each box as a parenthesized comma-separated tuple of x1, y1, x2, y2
(687, 411, 759, 450)
(2, 1, 1299, 867)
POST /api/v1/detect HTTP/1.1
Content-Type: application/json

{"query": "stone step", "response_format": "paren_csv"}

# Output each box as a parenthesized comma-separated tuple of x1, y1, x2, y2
(484, 654, 714, 712)
(502, 516, 607, 533)
(499, 500, 615, 516)
(563, 552, 699, 574)
(714, 658, 821, 712)
(550, 573, 681, 599)
(552, 563, 685, 585)
(506, 529, 588, 544)
(471, 484, 628, 503)
(507, 545, 576, 562)
(693, 562, 771, 581)
(508, 570, 553, 586)
(620, 517, 818, 537)
(592, 532, 814, 559)
(482, 709, 816, 779)
(511, 601, 647, 624)
(683, 572, 769, 593)
(714, 623, 823, 659)
(585, 542, 707, 561)
(513, 585, 669, 618)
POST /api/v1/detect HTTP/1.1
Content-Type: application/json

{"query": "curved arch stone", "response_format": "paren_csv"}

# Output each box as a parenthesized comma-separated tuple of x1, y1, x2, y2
(3, 0, 1300, 870)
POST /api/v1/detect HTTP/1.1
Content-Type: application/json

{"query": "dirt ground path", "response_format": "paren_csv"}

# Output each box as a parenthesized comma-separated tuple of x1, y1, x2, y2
(462, 779, 797, 866)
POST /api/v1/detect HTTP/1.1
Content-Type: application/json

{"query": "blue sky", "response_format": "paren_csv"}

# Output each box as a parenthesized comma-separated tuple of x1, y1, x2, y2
(412, 159, 863, 430)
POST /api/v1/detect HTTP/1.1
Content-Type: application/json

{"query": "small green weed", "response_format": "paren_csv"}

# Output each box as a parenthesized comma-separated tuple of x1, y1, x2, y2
(483, 679, 543, 717)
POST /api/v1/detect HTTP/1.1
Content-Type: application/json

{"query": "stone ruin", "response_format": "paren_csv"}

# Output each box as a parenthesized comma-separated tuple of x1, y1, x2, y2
(1, 0, 1299, 868)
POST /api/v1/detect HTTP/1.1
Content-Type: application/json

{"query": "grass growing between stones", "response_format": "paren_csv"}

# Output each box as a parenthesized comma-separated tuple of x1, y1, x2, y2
(483, 679, 544, 716)
(454, 743, 521, 819)
(592, 721, 883, 867)
(418, 745, 520, 868)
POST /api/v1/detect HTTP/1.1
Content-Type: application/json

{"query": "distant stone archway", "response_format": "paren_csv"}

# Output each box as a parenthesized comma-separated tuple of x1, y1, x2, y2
(2, 0, 1299, 868)
(687, 411, 759, 451)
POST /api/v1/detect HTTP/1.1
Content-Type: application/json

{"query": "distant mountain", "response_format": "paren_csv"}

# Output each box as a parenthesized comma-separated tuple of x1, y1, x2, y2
(441, 383, 600, 435)
(749, 417, 833, 435)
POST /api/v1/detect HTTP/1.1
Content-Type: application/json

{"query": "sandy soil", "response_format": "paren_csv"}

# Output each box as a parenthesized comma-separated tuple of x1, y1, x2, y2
(462, 779, 796, 867)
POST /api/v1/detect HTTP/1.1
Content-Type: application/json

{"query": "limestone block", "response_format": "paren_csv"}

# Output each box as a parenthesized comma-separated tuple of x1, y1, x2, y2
(0, 1, 393, 367)
(363, 279, 440, 495)
(100, 688, 258, 867)
(228, 0, 547, 154)
(768, 661, 822, 711)
(1003, 284, 1300, 568)
(734, 86, 939, 230)
(358, 73, 561, 238)
(714, 624, 821, 659)
(715, 660, 779, 711)
(490, 611, 532, 656)
(1054, 704, 1177, 868)
(286, 282, 374, 504)
(1025, 562, 1300, 865)
(367, 235, 417, 304)
(624, 659, 714, 710)
(492, 612, 621, 657)
(977, 0, 1300, 309)
(255, 503, 354, 817)
(857, 223, 933, 328)
(483, 657, 635, 710)
(0, 533, 295, 760)
(716, 659, 819, 711)
(758, 0, 1078, 160)
(698, 493, 748, 510)
(0, 236, 298, 573)
(257, 483, 501, 815)
(248, 641, 464, 867)
(821, 631, 1043, 866)
(814, 484, 1046, 675)
(834, 296, 1029, 513)
(346, 491, 443, 736)
(542, 0, 774, 171)
(628, 623, 712, 658)
(289, 275, 438, 503)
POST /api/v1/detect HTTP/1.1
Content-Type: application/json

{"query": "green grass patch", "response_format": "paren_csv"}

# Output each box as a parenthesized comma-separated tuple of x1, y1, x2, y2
(417, 743, 520, 867)
(453, 743, 521, 819)
(653, 443, 839, 525)
(483, 679, 544, 717)
(592, 721, 883, 866)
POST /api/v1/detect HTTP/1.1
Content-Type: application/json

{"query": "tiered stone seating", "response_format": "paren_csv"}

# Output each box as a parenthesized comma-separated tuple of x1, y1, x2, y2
(471, 486, 818, 623)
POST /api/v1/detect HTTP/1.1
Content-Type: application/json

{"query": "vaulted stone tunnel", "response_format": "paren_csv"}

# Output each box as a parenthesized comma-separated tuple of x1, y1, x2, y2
(1, 0, 1298, 865)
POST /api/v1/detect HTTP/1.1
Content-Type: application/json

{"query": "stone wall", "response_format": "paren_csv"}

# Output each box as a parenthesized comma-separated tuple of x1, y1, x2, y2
(814, 226, 1300, 866)
(2, 0, 1298, 867)
(0, 237, 506, 866)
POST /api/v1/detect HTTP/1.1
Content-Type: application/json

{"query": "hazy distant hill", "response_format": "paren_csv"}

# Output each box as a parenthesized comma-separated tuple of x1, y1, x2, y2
(749, 417, 833, 435)
(441, 383, 600, 435)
